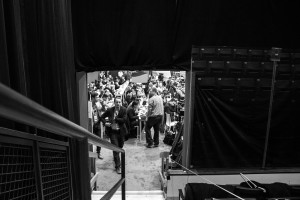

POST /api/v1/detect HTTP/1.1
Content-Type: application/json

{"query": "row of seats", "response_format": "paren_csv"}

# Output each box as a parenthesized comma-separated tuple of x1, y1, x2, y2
(197, 77, 300, 91)
(193, 60, 300, 79)
(192, 46, 300, 63)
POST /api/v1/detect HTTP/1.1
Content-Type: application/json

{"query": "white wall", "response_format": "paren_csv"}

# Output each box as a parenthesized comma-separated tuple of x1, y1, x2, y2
(76, 72, 88, 130)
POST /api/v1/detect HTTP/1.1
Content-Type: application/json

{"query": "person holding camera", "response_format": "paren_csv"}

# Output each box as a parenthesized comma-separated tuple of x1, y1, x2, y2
(100, 97, 127, 174)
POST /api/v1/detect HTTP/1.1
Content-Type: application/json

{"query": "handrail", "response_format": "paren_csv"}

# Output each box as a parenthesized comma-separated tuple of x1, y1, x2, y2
(90, 172, 100, 189)
(0, 83, 124, 153)
(100, 178, 125, 200)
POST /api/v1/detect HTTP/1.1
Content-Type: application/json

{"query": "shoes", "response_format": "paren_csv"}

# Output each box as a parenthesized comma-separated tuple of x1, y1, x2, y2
(97, 153, 103, 160)
(146, 144, 153, 148)
(116, 167, 122, 174)
(153, 144, 159, 147)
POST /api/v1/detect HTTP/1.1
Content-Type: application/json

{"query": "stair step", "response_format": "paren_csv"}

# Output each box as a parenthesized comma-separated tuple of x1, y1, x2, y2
(92, 190, 165, 200)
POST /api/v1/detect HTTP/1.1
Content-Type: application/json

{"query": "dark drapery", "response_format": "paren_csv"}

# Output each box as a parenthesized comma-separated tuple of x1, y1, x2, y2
(0, 1, 82, 198)
(192, 78, 300, 169)
(72, 0, 177, 71)
(72, 0, 300, 70)
(0, 0, 78, 123)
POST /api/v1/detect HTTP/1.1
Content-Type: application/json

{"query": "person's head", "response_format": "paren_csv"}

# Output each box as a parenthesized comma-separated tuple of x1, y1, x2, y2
(95, 96, 101, 102)
(169, 98, 176, 105)
(102, 94, 108, 101)
(132, 100, 139, 109)
(127, 91, 133, 98)
(131, 96, 137, 102)
(151, 87, 158, 94)
(90, 91, 97, 99)
(114, 97, 122, 109)
(149, 91, 156, 98)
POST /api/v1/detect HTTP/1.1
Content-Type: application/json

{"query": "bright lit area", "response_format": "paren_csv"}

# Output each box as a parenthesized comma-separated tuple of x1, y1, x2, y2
(86, 70, 185, 197)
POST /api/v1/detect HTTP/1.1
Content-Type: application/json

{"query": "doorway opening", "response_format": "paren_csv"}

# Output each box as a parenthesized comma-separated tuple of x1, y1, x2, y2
(85, 70, 186, 191)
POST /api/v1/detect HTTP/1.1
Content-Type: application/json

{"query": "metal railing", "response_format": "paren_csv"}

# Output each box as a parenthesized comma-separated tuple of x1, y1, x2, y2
(0, 83, 125, 200)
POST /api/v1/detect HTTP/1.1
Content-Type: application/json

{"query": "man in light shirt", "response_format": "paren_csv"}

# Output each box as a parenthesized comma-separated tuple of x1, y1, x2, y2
(145, 88, 164, 148)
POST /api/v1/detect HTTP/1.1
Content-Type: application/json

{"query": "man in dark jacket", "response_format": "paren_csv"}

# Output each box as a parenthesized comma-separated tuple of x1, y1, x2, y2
(126, 100, 140, 138)
(100, 97, 127, 174)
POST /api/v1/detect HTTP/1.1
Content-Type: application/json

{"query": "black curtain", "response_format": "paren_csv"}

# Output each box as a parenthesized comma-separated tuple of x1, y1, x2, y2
(266, 92, 300, 167)
(192, 86, 267, 168)
(0, 1, 82, 198)
(192, 79, 300, 169)
(0, 0, 78, 123)
(72, 0, 300, 71)
(0, 0, 79, 149)
(72, 0, 177, 71)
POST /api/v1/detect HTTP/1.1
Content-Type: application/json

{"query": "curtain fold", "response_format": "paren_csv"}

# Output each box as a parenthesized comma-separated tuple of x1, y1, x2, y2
(192, 87, 267, 168)
(0, 2, 81, 197)
(0, 0, 78, 125)
(72, 0, 300, 70)
(0, 0, 10, 86)
(192, 80, 300, 169)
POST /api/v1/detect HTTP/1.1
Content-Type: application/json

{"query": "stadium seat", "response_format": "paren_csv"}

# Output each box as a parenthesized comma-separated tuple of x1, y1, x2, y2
(244, 61, 263, 77)
(258, 78, 272, 91)
(274, 80, 291, 98)
(237, 77, 257, 89)
(275, 80, 290, 91)
(193, 60, 208, 74)
(226, 61, 244, 76)
(233, 48, 248, 60)
(199, 47, 217, 60)
(217, 47, 233, 60)
(208, 60, 226, 74)
(217, 77, 237, 101)
(278, 52, 291, 63)
(192, 47, 200, 60)
(198, 77, 216, 90)
(248, 49, 267, 61)
(261, 61, 274, 77)
(291, 80, 300, 91)
(291, 52, 300, 63)
(277, 63, 292, 79)
(293, 64, 300, 79)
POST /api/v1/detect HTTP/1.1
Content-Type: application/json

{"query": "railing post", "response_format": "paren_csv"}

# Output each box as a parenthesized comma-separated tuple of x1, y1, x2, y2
(262, 47, 281, 168)
(121, 152, 126, 200)
(78, 138, 92, 200)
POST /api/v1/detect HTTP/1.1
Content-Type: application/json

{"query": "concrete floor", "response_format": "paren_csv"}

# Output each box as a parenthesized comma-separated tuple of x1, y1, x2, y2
(95, 131, 172, 191)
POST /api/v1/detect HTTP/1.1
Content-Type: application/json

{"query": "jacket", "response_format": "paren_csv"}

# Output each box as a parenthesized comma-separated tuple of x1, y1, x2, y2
(100, 106, 128, 136)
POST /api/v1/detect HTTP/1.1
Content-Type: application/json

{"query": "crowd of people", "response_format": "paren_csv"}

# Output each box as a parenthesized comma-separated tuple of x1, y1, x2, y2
(88, 71, 185, 174)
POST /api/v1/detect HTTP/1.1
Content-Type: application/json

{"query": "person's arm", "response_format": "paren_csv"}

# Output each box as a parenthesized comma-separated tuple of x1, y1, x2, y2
(115, 108, 127, 124)
(128, 108, 139, 120)
(169, 104, 176, 113)
(164, 104, 171, 114)
(100, 109, 110, 124)
(147, 98, 153, 117)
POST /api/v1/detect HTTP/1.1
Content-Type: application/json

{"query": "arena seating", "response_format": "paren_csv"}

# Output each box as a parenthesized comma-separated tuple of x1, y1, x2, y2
(192, 46, 300, 103)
